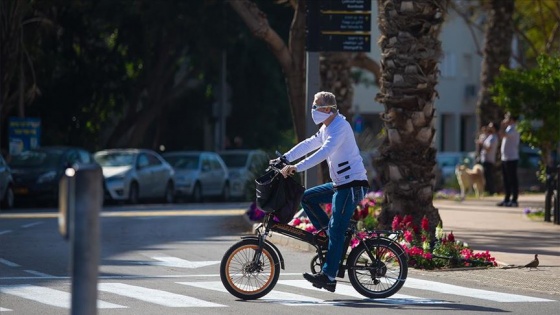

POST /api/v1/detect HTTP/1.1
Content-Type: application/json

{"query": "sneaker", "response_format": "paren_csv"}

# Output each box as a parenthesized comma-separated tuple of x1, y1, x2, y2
(303, 272, 336, 292)
(507, 201, 518, 207)
(496, 201, 509, 207)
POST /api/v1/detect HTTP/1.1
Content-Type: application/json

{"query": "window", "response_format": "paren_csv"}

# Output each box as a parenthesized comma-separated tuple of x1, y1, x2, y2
(147, 153, 162, 166)
(440, 52, 457, 78)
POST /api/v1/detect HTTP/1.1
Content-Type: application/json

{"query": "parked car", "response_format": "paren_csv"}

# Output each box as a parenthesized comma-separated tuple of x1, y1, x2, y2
(9, 146, 95, 206)
(219, 149, 268, 200)
(0, 154, 14, 209)
(94, 149, 175, 204)
(162, 151, 230, 202)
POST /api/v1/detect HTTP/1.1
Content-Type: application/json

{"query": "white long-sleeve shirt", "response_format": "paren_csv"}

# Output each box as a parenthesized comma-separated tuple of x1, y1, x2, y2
(283, 114, 367, 186)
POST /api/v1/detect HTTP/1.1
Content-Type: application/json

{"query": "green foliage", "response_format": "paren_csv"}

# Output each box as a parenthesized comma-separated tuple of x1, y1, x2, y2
(491, 54, 560, 173)
(2, 0, 295, 153)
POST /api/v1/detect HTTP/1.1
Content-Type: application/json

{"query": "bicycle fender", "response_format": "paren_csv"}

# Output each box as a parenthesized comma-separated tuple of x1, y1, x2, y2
(241, 235, 285, 270)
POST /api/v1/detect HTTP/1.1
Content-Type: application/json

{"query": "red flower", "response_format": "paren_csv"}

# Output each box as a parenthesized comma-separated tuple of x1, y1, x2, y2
(421, 216, 429, 231)
(448, 231, 455, 242)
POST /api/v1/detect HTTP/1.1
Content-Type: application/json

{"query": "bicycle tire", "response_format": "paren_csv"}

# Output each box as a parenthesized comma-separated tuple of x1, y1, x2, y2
(347, 238, 408, 298)
(220, 238, 280, 300)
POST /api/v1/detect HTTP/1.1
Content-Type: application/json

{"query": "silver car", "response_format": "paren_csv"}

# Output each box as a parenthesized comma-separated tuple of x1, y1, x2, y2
(0, 154, 14, 210)
(94, 149, 175, 204)
(219, 149, 268, 200)
(162, 151, 230, 202)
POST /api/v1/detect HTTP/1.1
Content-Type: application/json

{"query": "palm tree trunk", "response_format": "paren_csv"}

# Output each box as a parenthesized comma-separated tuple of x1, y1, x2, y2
(477, 0, 515, 128)
(375, 0, 448, 237)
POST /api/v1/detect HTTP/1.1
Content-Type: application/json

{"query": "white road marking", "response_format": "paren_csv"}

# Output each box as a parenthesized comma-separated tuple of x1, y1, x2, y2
(21, 222, 44, 228)
(141, 256, 220, 269)
(405, 278, 555, 302)
(0, 284, 125, 309)
(24, 270, 53, 277)
(0, 258, 20, 267)
(0, 230, 12, 236)
(98, 283, 225, 307)
(278, 280, 448, 304)
(0, 307, 13, 312)
(178, 281, 327, 306)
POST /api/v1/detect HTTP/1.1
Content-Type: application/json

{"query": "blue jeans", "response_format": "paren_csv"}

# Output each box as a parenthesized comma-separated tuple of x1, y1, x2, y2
(301, 182, 367, 278)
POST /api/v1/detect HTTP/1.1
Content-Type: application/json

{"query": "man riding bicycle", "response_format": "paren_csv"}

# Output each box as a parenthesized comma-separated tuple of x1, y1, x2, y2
(277, 91, 369, 292)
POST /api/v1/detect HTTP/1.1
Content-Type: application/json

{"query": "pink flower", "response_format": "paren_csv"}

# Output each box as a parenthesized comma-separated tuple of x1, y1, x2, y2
(392, 215, 402, 230)
(404, 230, 413, 243)
(324, 203, 332, 215)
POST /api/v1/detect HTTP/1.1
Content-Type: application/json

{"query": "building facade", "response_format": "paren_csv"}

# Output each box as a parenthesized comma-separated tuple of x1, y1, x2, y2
(352, 4, 483, 153)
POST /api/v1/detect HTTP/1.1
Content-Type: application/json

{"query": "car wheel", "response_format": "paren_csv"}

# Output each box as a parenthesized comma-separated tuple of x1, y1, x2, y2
(163, 181, 174, 204)
(1, 186, 14, 210)
(221, 182, 230, 202)
(192, 182, 203, 203)
(128, 182, 139, 204)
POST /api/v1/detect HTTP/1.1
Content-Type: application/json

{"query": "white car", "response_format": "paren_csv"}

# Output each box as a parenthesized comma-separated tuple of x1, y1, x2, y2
(162, 151, 230, 202)
(219, 149, 268, 200)
(94, 149, 175, 204)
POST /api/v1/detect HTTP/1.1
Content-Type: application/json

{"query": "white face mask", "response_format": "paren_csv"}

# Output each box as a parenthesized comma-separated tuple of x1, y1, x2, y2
(311, 109, 333, 125)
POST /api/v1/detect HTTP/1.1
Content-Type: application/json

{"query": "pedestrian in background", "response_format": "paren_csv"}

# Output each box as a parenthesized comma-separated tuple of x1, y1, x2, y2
(475, 125, 488, 164)
(497, 113, 520, 207)
(480, 123, 498, 195)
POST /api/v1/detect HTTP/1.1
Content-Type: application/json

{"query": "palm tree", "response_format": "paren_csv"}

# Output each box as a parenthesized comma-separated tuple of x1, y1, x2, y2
(375, 0, 449, 237)
(476, 0, 515, 128)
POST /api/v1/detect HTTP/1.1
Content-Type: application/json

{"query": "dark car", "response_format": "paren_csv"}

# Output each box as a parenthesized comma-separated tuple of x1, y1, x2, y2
(9, 146, 95, 206)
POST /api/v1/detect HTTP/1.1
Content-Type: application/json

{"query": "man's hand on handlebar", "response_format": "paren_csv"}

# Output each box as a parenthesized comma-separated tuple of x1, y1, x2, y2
(280, 165, 296, 178)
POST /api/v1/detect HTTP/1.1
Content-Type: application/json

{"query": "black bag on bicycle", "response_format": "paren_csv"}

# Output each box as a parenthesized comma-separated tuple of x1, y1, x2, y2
(255, 170, 305, 224)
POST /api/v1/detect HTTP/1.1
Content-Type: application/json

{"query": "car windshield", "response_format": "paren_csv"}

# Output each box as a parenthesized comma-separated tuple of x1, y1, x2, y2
(163, 155, 199, 170)
(95, 152, 136, 167)
(9, 150, 62, 168)
(221, 154, 248, 168)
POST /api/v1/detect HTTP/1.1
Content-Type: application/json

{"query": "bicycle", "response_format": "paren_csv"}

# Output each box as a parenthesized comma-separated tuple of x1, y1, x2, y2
(219, 157, 408, 300)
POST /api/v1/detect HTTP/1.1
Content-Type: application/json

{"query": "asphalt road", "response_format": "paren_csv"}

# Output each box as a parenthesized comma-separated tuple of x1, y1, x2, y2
(0, 202, 558, 315)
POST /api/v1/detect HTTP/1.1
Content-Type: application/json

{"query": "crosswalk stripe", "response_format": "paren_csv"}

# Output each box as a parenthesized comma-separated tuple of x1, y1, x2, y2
(0, 307, 13, 312)
(177, 281, 327, 306)
(0, 284, 125, 309)
(405, 278, 555, 302)
(278, 280, 448, 304)
(98, 283, 225, 307)
(0, 258, 20, 267)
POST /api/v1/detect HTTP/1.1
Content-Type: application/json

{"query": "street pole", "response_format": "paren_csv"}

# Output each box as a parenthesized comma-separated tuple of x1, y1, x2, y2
(305, 51, 320, 188)
(60, 163, 103, 315)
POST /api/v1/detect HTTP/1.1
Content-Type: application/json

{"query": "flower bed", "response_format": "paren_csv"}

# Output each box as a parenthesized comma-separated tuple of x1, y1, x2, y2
(245, 190, 497, 270)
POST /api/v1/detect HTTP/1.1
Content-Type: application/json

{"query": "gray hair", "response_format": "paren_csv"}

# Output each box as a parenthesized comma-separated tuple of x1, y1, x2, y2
(314, 91, 337, 107)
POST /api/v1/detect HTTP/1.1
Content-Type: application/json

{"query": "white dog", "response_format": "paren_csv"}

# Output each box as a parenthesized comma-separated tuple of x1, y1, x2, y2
(455, 164, 485, 200)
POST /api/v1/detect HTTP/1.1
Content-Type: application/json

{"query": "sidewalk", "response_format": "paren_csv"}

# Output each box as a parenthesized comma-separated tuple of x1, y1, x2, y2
(248, 193, 560, 295)
(435, 193, 559, 267)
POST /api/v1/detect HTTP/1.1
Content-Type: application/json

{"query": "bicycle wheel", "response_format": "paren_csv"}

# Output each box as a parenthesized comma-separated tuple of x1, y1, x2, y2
(347, 238, 408, 298)
(220, 238, 280, 300)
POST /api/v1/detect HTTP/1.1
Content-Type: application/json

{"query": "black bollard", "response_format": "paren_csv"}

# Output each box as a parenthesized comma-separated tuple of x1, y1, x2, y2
(59, 163, 103, 315)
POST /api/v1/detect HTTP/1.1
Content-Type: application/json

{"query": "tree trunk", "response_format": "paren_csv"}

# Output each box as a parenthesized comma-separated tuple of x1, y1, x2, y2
(375, 0, 448, 238)
(476, 0, 514, 128)
(229, 0, 382, 143)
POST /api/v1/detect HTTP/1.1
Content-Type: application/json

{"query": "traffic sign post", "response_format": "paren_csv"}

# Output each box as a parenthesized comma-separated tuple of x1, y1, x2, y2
(306, 0, 372, 52)
(304, 1, 372, 187)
